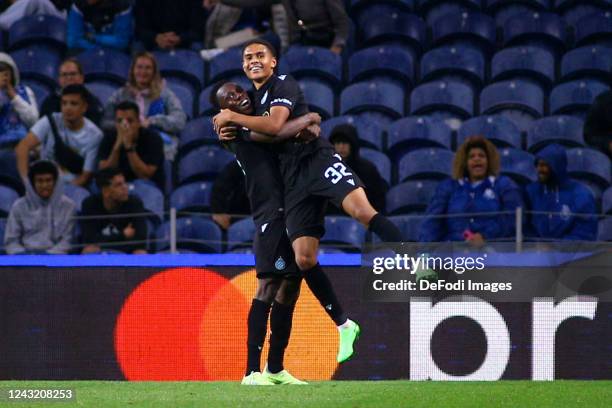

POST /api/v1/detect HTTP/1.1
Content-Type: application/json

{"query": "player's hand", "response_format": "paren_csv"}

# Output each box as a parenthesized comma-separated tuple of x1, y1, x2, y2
(296, 124, 320, 143)
(123, 223, 136, 240)
(213, 109, 235, 129)
(307, 112, 322, 125)
(218, 126, 238, 141)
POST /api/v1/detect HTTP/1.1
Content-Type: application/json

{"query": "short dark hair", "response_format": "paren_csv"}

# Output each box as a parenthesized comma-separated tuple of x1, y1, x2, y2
(115, 100, 140, 116)
(242, 38, 278, 59)
(61, 84, 90, 102)
(28, 160, 58, 185)
(95, 167, 123, 190)
(209, 80, 228, 109)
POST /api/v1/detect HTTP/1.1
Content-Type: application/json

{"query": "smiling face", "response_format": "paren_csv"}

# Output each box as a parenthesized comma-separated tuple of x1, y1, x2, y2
(216, 83, 253, 114)
(242, 43, 276, 85)
(133, 56, 155, 89)
(466, 147, 488, 181)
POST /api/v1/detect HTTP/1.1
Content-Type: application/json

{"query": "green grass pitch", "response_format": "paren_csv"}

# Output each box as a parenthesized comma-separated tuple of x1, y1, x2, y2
(0, 381, 611, 407)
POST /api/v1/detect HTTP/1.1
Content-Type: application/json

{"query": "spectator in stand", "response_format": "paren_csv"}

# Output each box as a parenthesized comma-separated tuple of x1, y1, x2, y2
(102, 52, 186, 157)
(583, 89, 612, 159)
(4, 160, 75, 254)
(0, 53, 38, 148)
(328, 124, 387, 213)
(419, 136, 523, 244)
(80, 167, 147, 254)
(40, 58, 104, 126)
(282, 0, 350, 54)
(98, 101, 165, 190)
(15, 84, 103, 187)
(133, 0, 204, 51)
(0, 0, 70, 30)
(525, 144, 597, 241)
(66, 0, 133, 54)
(211, 160, 250, 230)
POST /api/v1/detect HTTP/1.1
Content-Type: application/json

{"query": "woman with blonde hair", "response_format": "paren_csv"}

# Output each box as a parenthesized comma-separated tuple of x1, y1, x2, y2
(419, 136, 523, 244)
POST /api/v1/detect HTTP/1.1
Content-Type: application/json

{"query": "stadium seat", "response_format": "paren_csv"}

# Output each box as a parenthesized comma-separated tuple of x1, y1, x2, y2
(549, 80, 609, 117)
(321, 216, 366, 252)
(567, 148, 611, 190)
(21, 79, 51, 111)
(499, 147, 537, 185)
(480, 80, 544, 132)
(198, 77, 251, 117)
(419, 0, 482, 26)
(409, 81, 474, 127)
(8, 14, 65, 51)
(10, 45, 60, 89)
(62, 183, 90, 213)
(487, 0, 548, 26)
(153, 49, 205, 92)
(170, 181, 213, 213)
(431, 11, 496, 55)
(227, 217, 256, 251)
(503, 12, 567, 56)
(387, 117, 452, 160)
(420, 45, 485, 91)
(321, 115, 385, 151)
(560, 46, 612, 84)
(177, 146, 235, 185)
(85, 81, 118, 106)
(0, 149, 22, 193)
(386, 180, 439, 215)
(574, 11, 612, 48)
(578, 178, 604, 209)
(490, 46, 555, 90)
(0, 184, 19, 216)
(128, 180, 165, 224)
(340, 81, 405, 119)
(457, 115, 522, 149)
(388, 215, 425, 241)
(603, 186, 612, 214)
(557, 1, 611, 25)
(527, 116, 585, 152)
(156, 216, 222, 253)
(178, 117, 217, 158)
(298, 78, 335, 119)
(77, 48, 131, 86)
(358, 10, 426, 57)
(597, 217, 612, 241)
(167, 79, 195, 119)
(284, 46, 342, 87)
(397, 148, 454, 182)
(0, 218, 5, 253)
(360, 148, 391, 186)
(347, 45, 415, 86)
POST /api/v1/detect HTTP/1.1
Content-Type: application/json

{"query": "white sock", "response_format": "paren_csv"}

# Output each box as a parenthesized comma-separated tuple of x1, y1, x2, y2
(337, 319, 352, 330)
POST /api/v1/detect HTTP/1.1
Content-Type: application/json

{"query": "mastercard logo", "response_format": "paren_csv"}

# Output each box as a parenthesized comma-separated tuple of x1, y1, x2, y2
(114, 268, 339, 381)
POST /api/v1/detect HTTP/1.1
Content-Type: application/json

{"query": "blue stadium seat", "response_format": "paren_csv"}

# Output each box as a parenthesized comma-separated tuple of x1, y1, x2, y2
(284, 46, 342, 87)
(557, 1, 611, 25)
(431, 11, 496, 55)
(490, 46, 555, 90)
(208, 48, 243, 83)
(156, 216, 222, 253)
(358, 10, 426, 57)
(360, 148, 391, 185)
(21, 79, 51, 111)
(170, 181, 213, 213)
(550, 80, 609, 116)
(178, 146, 235, 185)
(227, 217, 255, 250)
(8, 14, 65, 51)
(298, 78, 335, 119)
(560, 46, 612, 84)
(198, 77, 251, 117)
(153, 49, 205, 92)
(603, 186, 612, 214)
(62, 183, 90, 213)
(387, 117, 452, 160)
(322, 115, 385, 151)
(321, 216, 366, 252)
(527, 116, 585, 152)
(598, 217, 612, 241)
(10, 46, 60, 89)
(457, 115, 522, 149)
(420, 45, 485, 91)
(480, 80, 544, 132)
(578, 178, 604, 209)
(351, 0, 414, 18)
(85, 81, 118, 106)
(167, 79, 195, 119)
(0, 185, 18, 216)
(0, 218, 5, 253)
(419, 0, 482, 26)
(386, 180, 439, 215)
(178, 117, 217, 158)
(487, 0, 548, 26)
(575, 11, 612, 48)
(389, 215, 425, 241)
(0, 149, 22, 193)
(409, 81, 474, 125)
(77, 48, 131, 86)
(340, 81, 405, 119)
(567, 148, 611, 190)
(397, 148, 454, 182)
(503, 12, 567, 56)
(348, 45, 415, 86)
(499, 147, 537, 185)
(128, 180, 164, 224)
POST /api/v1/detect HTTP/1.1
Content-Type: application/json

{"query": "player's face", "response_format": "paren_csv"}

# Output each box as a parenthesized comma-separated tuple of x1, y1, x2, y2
(33, 173, 55, 200)
(104, 174, 129, 203)
(217, 83, 253, 114)
(242, 44, 276, 83)
(466, 147, 488, 181)
(59, 62, 84, 88)
(537, 160, 551, 184)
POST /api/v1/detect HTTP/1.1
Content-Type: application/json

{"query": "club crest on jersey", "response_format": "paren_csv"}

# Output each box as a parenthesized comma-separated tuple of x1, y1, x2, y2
(275, 257, 286, 270)
(483, 188, 496, 200)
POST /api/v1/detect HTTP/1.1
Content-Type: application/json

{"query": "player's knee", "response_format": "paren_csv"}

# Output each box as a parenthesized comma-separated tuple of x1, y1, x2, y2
(353, 206, 377, 227)
(295, 252, 317, 271)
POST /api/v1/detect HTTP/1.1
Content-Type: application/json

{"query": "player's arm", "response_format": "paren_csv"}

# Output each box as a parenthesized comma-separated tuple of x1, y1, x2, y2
(214, 106, 290, 136)
(249, 112, 321, 143)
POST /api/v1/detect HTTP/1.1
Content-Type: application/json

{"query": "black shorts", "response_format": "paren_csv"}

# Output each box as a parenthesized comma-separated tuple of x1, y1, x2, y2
(283, 148, 364, 242)
(253, 217, 300, 278)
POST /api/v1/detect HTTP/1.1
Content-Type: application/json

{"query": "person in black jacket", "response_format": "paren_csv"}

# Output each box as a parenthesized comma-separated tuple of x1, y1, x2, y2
(328, 124, 387, 213)
(210, 160, 251, 230)
(583, 89, 612, 159)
